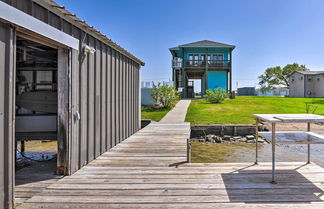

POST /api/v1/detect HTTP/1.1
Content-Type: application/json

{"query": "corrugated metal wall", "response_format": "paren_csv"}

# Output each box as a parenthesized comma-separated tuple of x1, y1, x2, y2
(0, 1, 142, 208)
(0, 0, 141, 172)
(70, 34, 141, 172)
(0, 22, 15, 209)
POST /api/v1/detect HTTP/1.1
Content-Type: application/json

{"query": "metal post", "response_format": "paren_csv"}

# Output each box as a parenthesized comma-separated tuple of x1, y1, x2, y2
(205, 48, 208, 92)
(21, 141, 25, 153)
(229, 50, 232, 94)
(255, 118, 259, 164)
(187, 138, 191, 163)
(307, 122, 311, 164)
(182, 68, 186, 98)
(271, 123, 276, 184)
(172, 68, 175, 87)
(15, 141, 17, 164)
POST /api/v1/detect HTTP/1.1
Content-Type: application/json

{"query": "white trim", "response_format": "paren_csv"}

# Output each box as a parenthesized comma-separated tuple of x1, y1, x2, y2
(0, 1, 79, 50)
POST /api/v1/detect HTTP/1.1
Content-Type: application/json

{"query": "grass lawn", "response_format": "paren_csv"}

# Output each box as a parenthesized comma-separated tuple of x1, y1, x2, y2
(185, 96, 324, 125)
(141, 106, 171, 122)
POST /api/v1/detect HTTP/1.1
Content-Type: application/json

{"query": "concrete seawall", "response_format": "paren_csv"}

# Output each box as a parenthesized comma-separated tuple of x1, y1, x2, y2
(190, 124, 266, 138)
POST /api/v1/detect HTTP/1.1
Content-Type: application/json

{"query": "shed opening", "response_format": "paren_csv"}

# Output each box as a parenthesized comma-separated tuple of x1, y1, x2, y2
(15, 37, 61, 205)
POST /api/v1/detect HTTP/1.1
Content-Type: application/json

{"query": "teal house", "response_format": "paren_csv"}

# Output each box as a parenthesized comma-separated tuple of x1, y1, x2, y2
(170, 40, 235, 98)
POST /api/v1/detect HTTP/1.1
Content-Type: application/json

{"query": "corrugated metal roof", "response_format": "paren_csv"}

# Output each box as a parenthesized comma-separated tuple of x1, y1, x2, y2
(42, 0, 144, 66)
(170, 40, 235, 49)
(295, 71, 324, 75)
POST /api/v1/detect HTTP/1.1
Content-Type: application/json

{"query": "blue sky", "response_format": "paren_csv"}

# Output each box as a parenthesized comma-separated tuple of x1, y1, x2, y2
(56, 0, 324, 89)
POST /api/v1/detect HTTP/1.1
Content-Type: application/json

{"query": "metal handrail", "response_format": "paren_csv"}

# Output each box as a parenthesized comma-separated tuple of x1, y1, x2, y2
(172, 60, 182, 68)
(184, 60, 230, 68)
(172, 59, 231, 68)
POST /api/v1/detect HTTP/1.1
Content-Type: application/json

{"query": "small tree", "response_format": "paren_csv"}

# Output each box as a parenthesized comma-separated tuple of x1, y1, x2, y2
(151, 84, 179, 108)
(204, 88, 228, 104)
(258, 63, 308, 92)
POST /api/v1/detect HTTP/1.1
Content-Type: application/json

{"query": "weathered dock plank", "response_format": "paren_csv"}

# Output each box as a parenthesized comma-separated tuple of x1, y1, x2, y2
(15, 160, 63, 207)
(17, 122, 324, 209)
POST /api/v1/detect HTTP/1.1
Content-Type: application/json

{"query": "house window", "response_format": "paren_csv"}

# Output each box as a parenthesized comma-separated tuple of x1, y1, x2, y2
(211, 54, 224, 65)
(207, 55, 211, 64)
(200, 55, 205, 66)
(194, 54, 199, 65)
(188, 54, 193, 65)
(212, 54, 224, 60)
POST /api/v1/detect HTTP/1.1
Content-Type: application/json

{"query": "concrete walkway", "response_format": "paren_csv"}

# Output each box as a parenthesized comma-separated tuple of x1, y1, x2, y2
(160, 100, 191, 123)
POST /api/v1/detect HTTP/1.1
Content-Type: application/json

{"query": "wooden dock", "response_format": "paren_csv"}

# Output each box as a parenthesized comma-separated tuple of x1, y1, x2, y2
(15, 161, 62, 206)
(17, 122, 324, 209)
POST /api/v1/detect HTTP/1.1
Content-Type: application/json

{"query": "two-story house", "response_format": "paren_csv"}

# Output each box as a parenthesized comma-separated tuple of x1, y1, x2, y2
(170, 40, 235, 98)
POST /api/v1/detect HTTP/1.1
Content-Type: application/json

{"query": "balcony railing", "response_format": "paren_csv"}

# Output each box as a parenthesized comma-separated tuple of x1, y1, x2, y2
(172, 60, 231, 69)
(172, 60, 182, 68)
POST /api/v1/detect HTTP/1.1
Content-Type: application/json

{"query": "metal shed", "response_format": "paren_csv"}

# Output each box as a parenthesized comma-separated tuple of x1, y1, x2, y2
(237, 87, 256, 96)
(0, 0, 144, 208)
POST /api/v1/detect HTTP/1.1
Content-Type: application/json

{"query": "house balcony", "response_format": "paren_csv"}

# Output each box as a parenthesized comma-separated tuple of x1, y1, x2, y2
(172, 60, 231, 70)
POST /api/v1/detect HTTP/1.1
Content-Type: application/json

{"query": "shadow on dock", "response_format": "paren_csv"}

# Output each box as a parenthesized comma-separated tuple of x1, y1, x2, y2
(222, 164, 324, 203)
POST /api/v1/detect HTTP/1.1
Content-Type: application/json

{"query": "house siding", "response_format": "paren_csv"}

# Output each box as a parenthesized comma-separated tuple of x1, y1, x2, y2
(207, 71, 227, 90)
(305, 75, 316, 98)
(314, 75, 324, 97)
(289, 72, 305, 97)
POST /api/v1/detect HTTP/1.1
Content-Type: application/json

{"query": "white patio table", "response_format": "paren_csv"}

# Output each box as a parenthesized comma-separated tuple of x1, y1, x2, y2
(253, 114, 324, 184)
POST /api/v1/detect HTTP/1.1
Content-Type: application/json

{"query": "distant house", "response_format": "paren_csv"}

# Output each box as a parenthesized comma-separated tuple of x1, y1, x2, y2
(237, 87, 255, 96)
(141, 88, 155, 105)
(170, 40, 235, 98)
(141, 81, 173, 105)
(256, 87, 289, 97)
(289, 71, 324, 98)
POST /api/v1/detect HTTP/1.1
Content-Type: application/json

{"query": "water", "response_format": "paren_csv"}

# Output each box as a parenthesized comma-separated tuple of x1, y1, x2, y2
(16, 141, 57, 170)
(191, 141, 324, 168)
(16, 139, 324, 169)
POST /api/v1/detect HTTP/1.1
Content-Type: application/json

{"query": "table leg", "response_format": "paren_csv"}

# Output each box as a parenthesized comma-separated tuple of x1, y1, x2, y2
(307, 122, 311, 164)
(255, 119, 259, 165)
(271, 123, 276, 184)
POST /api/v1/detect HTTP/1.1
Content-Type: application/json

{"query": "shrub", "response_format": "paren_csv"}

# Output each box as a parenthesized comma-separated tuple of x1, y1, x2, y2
(204, 88, 228, 103)
(151, 84, 179, 108)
